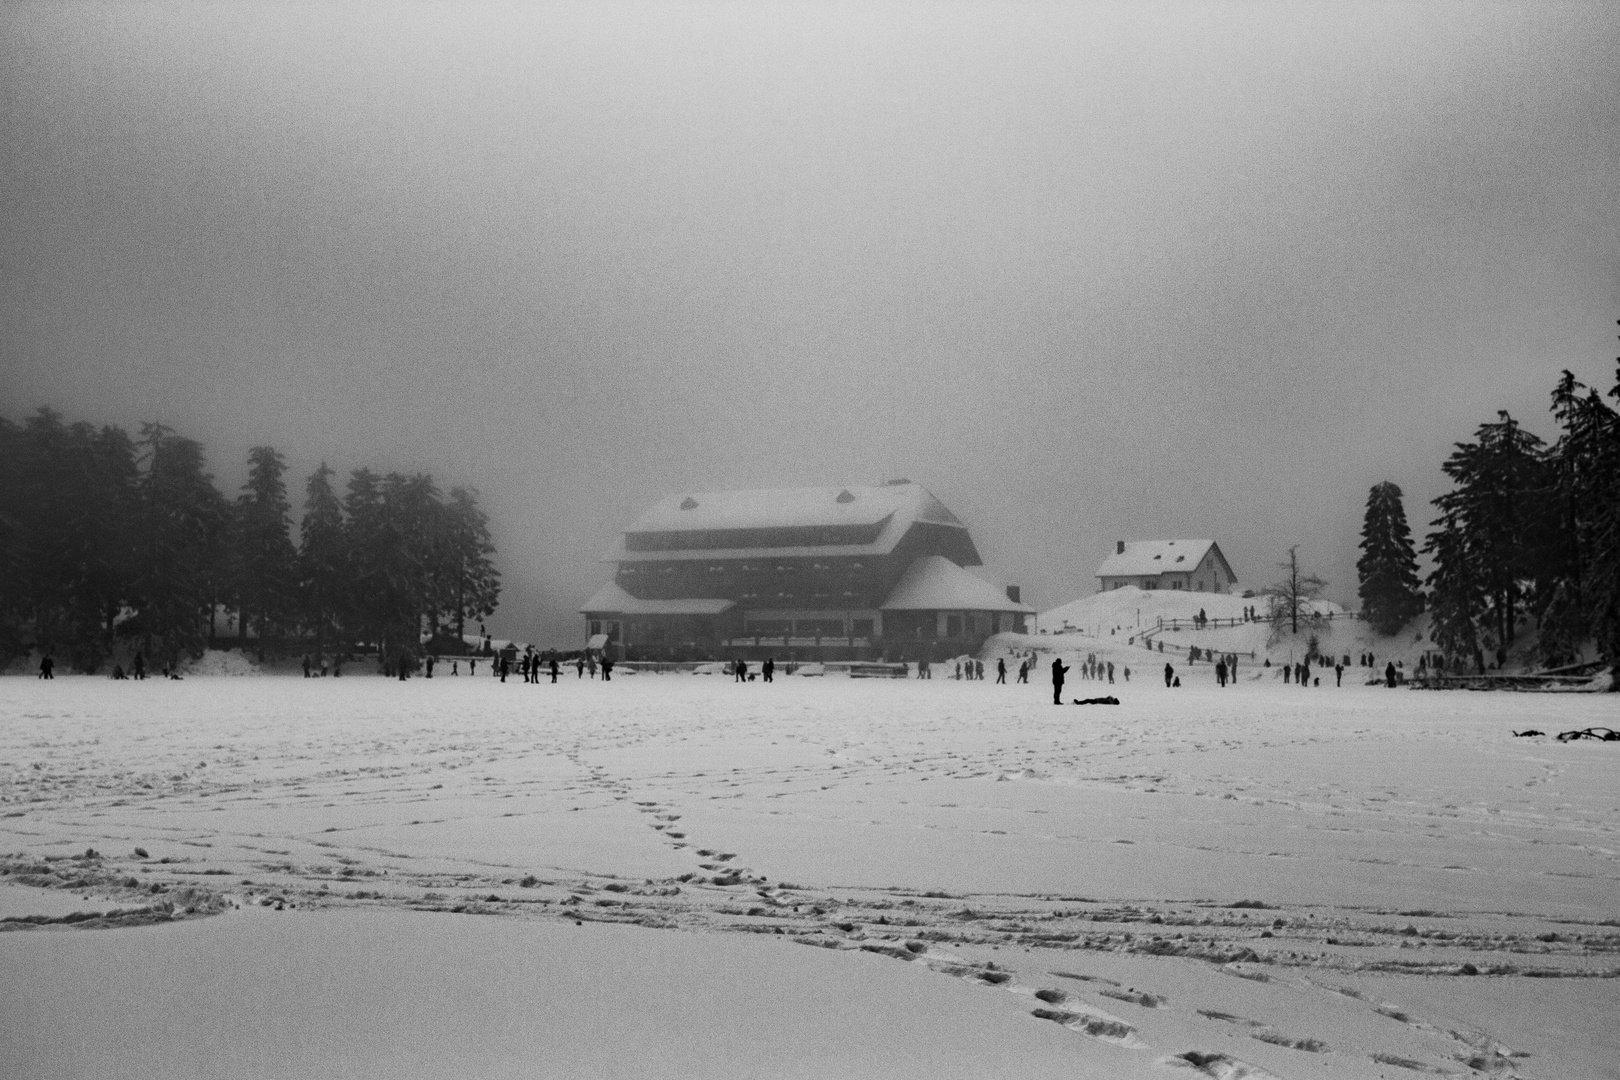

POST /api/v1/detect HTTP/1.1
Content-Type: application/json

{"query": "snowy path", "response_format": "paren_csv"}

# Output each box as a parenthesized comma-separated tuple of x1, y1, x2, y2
(1, 674, 1616, 1077)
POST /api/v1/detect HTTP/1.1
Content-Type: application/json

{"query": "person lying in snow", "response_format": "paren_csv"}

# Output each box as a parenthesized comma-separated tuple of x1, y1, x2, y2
(1071, 696, 1120, 705)
(1556, 727, 1618, 742)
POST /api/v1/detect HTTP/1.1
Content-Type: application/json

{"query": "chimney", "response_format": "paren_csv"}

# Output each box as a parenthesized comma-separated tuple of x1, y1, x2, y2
(1116, 540, 1125, 554)
(1005, 585, 1021, 604)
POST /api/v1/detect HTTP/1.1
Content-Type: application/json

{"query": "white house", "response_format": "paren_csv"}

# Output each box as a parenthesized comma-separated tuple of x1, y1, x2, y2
(1096, 540, 1237, 594)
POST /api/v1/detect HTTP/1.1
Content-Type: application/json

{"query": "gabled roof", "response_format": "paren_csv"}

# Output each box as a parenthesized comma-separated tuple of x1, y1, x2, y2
(880, 556, 1034, 613)
(608, 482, 980, 565)
(578, 581, 734, 616)
(1097, 540, 1233, 581)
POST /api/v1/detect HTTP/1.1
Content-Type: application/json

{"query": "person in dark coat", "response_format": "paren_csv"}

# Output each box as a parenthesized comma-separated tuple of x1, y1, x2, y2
(601, 656, 613, 681)
(763, 657, 774, 683)
(550, 657, 559, 683)
(1050, 657, 1068, 704)
(1385, 661, 1397, 688)
(1215, 658, 1227, 687)
(38, 655, 54, 679)
(996, 657, 1006, 684)
(1164, 662, 1174, 688)
(132, 651, 146, 680)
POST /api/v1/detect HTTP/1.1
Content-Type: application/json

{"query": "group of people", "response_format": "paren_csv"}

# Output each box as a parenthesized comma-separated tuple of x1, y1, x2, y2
(732, 658, 774, 682)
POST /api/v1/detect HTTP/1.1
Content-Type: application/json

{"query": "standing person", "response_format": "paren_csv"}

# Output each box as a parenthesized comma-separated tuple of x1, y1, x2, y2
(1106, 661, 1115, 684)
(1334, 662, 1343, 687)
(1216, 658, 1227, 688)
(919, 658, 930, 679)
(601, 655, 613, 681)
(1016, 659, 1028, 684)
(1123, 665, 1130, 682)
(575, 655, 584, 678)
(132, 651, 145, 680)
(763, 657, 774, 683)
(549, 656, 559, 683)
(975, 658, 984, 681)
(587, 653, 597, 679)
(498, 655, 508, 683)
(734, 658, 747, 683)
(1283, 664, 1290, 684)
(996, 657, 1007, 684)
(426, 655, 436, 679)
(38, 655, 54, 679)
(1385, 660, 1397, 688)
(1051, 656, 1068, 705)
(302, 654, 311, 678)
(1163, 662, 1174, 688)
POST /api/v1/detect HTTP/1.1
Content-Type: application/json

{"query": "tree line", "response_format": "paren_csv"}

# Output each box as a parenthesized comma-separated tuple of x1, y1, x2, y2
(0, 407, 500, 672)
(1356, 355, 1620, 672)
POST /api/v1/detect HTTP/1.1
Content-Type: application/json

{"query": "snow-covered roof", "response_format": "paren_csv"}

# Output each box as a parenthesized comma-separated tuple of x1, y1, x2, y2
(609, 482, 980, 566)
(1097, 540, 1231, 580)
(880, 556, 1035, 613)
(578, 581, 735, 616)
(630, 483, 959, 532)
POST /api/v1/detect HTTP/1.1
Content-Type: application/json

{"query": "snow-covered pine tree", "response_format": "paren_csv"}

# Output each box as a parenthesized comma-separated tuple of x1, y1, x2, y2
(1356, 481, 1425, 636)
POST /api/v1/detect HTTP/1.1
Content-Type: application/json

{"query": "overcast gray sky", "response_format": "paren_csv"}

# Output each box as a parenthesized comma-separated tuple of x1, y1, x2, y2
(4, 2, 1617, 644)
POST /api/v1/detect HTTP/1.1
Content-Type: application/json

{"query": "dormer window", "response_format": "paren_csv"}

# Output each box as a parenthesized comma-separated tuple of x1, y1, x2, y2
(836, 489, 855, 503)
(679, 496, 698, 510)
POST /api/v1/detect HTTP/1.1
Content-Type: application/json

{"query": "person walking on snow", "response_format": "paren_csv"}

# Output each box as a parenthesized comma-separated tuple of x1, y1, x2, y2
(996, 657, 1006, 683)
(1164, 662, 1174, 688)
(1051, 657, 1068, 705)
(1215, 658, 1227, 688)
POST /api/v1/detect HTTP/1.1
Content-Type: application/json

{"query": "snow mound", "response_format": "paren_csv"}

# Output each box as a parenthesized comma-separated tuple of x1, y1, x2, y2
(180, 649, 264, 677)
(1041, 585, 1339, 634)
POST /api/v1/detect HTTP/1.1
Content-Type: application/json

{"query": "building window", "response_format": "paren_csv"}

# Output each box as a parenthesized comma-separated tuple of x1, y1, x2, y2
(851, 619, 874, 639)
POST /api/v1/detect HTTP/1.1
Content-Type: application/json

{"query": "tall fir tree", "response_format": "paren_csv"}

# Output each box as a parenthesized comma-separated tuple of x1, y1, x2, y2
(298, 463, 347, 663)
(233, 446, 297, 659)
(132, 424, 229, 666)
(1424, 412, 1547, 657)
(442, 486, 501, 647)
(1356, 482, 1425, 635)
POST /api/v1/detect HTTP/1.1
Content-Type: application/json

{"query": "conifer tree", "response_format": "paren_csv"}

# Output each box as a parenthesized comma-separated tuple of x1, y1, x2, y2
(233, 446, 297, 659)
(298, 463, 346, 664)
(443, 486, 501, 648)
(1357, 482, 1424, 635)
(133, 424, 229, 667)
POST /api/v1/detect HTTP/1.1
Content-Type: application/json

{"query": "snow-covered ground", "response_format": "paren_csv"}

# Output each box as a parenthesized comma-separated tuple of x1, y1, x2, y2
(1, 669, 1616, 1078)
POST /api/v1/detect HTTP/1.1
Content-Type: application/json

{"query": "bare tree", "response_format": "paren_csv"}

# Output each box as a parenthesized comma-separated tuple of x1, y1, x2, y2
(1264, 545, 1327, 639)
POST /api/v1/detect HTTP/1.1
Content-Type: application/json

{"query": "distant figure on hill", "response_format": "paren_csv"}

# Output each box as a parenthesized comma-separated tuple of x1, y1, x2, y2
(1050, 657, 1068, 705)
(38, 655, 53, 679)
(1163, 662, 1174, 688)
(1385, 661, 1397, 688)
(1216, 658, 1227, 687)
(996, 657, 1006, 683)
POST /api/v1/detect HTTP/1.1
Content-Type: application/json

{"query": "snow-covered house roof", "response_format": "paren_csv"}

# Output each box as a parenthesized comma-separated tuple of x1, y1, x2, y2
(578, 581, 735, 616)
(1096, 540, 1234, 582)
(880, 556, 1034, 613)
(607, 482, 981, 566)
